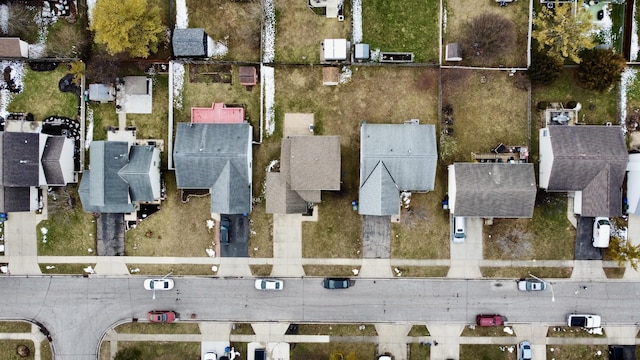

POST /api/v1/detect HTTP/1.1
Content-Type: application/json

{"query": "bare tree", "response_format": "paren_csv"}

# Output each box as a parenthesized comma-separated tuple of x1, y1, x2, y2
(463, 14, 516, 59)
(4, 3, 39, 41)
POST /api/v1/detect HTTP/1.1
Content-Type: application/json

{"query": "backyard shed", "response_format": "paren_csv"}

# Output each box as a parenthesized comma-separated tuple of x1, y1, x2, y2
(323, 39, 348, 61)
(354, 43, 370, 61)
(445, 43, 462, 62)
(88, 84, 115, 103)
(309, 0, 342, 18)
(172, 28, 209, 57)
(0, 38, 29, 58)
(322, 67, 340, 86)
(239, 67, 257, 86)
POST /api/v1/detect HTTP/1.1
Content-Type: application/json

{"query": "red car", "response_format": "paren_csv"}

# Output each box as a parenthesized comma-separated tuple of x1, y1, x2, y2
(148, 311, 177, 323)
(476, 314, 504, 327)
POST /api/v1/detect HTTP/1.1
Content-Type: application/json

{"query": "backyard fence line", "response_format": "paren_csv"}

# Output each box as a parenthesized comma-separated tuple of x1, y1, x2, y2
(440, 65, 529, 71)
(168, 61, 175, 170)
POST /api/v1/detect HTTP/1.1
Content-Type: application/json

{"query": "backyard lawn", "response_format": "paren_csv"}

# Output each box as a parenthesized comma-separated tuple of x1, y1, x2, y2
(7, 65, 79, 121)
(362, 0, 440, 63)
(274, 0, 351, 63)
(444, 0, 530, 67)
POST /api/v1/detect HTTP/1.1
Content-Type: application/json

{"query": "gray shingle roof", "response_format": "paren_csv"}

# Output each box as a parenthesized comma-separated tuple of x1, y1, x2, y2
(265, 172, 308, 214)
(359, 161, 399, 216)
(359, 123, 437, 216)
(172, 28, 208, 57)
(2, 132, 39, 187)
(174, 123, 252, 214)
(545, 125, 627, 217)
(41, 136, 66, 185)
(452, 163, 537, 218)
(118, 145, 158, 202)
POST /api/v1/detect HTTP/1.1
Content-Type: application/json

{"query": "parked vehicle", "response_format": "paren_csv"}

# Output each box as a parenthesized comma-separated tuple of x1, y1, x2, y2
(203, 352, 217, 360)
(476, 314, 504, 327)
(567, 314, 601, 328)
(323, 278, 350, 289)
(517, 278, 547, 291)
(453, 216, 465, 243)
(518, 341, 532, 360)
(147, 310, 176, 323)
(255, 279, 284, 291)
(220, 217, 231, 245)
(143, 278, 174, 291)
(592, 217, 611, 248)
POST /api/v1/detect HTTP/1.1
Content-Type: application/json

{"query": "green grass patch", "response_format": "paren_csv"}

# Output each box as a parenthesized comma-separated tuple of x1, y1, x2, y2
(40, 342, 53, 360)
(409, 342, 430, 360)
(484, 192, 575, 260)
(125, 264, 217, 276)
(39, 264, 96, 275)
(88, 102, 119, 141)
(115, 341, 200, 360)
(274, 0, 351, 64)
(532, 69, 618, 127)
(99, 341, 110, 360)
(408, 325, 430, 337)
(362, 0, 440, 63)
(481, 267, 573, 278)
(38, 185, 97, 256)
(290, 342, 376, 360)
(0, 322, 31, 333)
(460, 344, 517, 360)
(7, 65, 79, 121)
(389, 266, 449, 277)
(296, 324, 377, 336)
(115, 322, 200, 334)
(303, 265, 360, 277)
(547, 345, 608, 359)
(547, 327, 606, 338)
(230, 323, 255, 335)
(248, 202, 275, 259)
(250, 265, 273, 277)
(461, 325, 516, 337)
(0, 340, 35, 360)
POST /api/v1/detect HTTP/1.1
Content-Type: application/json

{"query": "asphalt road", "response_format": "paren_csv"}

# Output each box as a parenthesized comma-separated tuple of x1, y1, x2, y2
(1, 276, 639, 359)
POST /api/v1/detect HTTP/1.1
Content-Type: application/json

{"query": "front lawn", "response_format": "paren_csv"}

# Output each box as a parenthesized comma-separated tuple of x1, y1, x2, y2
(547, 345, 609, 360)
(362, 0, 440, 63)
(460, 344, 517, 360)
(290, 342, 376, 360)
(113, 342, 200, 360)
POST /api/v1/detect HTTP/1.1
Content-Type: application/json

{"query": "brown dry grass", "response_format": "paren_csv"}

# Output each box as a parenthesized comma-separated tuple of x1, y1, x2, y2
(443, 0, 530, 67)
(440, 69, 529, 164)
(186, 0, 262, 61)
(296, 324, 377, 336)
(125, 174, 216, 257)
(303, 265, 360, 276)
(603, 267, 626, 279)
(389, 266, 450, 277)
(99, 341, 110, 360)
(274, 0, 351, 63)
(481, 267, 573, 278)
(270, 65, 438, 259)
(461, 325, 516, 337)
(546, 345, 609, 360)
(125, 264, 217, 276)
(115, 323, 200, 334)
(547, 327, 606, 338)
(250, 265, 273, 276)
(408, 325, 430, 336)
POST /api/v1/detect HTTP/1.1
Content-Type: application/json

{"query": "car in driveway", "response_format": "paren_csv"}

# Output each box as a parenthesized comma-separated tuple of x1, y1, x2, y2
(517, 278, 547, 291)
(255, 279, 284, 290)
(453, 216, 465, 243)
(143, 278, 174, 291)
(203, 352, 217, 360)
(147, 310, 176, 323)
(518, 341, 532, 360)
(220, 217, 231, 245)
(593, 217, 611, 248)
(323, 278, 350, 289)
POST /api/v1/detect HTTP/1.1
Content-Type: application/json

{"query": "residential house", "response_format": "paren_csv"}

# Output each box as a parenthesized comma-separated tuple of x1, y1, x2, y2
(0, 38, 29, 58)
(79, 141, 161, 213)
(627, 153, 640, 215)
(359, 122, 438, 216)
(173, 123, 253, 215)
(172, 28, 210, 58)
(539, 125, 628, 217)
(266, 135, 341, 214)
(448, 163, 537, 218)
(0, 127, 75, 213)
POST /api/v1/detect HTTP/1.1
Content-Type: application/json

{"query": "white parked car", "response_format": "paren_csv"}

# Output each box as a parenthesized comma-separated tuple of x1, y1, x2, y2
(592, 217, 611, 248)
(143, 278, 174, 291)
(203, 352, 217, 360)
(453, 216, 466, 243)
(255, 279, 284, 291)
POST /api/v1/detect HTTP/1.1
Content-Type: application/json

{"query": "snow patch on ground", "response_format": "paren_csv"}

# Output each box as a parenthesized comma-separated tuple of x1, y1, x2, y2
(263, 0, 276, 63)
(206, 248, 215, 257)
(263, 66, 275, 136)
(370, 48, 381, 62)
(443, 9, 447, 34)
(620, 67, 636, 128)
(0, 60, 26, 118)
(175, 0, 189, 29)
(85, 107, 94, 149)
(208, 37, 228, 58)
(172, 62, 185, 111)
(0, 4, 8, 34)
(503, 327, 514, 335)
(87, 0, 96, 25)
(352, 0, 362, 43)
(84, 265, 94, 274)
(206, 219, 215, 230)
(28, 44, 47, 59)
(339, 66, 352, 84)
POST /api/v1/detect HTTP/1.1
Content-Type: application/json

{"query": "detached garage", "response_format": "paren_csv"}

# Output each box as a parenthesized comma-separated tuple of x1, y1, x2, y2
(322, 39, 348, 61)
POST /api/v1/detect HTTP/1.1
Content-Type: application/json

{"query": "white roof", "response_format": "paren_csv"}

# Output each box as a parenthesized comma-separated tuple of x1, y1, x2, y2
(627, 153, 640, 214)
(324, 39, 347, 60)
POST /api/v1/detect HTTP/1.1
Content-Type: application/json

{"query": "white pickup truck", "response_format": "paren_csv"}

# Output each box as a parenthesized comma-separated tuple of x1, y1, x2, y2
(567, 314, 601, 328)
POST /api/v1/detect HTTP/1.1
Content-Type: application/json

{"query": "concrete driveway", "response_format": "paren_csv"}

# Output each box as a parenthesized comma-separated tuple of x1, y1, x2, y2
(362, 215, 391, 258)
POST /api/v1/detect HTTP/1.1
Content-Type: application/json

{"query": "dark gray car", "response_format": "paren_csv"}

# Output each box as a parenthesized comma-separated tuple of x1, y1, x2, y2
(323, 278, 350, 289)
(220, 217, 231, 245)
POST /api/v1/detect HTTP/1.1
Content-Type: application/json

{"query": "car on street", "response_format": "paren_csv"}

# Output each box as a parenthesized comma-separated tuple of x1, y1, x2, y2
(323, 278, 350, 289)
(517, 278, 547, 291)
(255, 279, 284, 290)
(143, 278, 174, 291)
(476, 314, 504, 327)
(592, 217, 611, 248)
(203, 352, 217, 360)
(147, 310, 176, 323)
(518, 341, 532, 360)
(220, 217, 231, 245)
